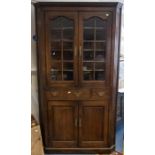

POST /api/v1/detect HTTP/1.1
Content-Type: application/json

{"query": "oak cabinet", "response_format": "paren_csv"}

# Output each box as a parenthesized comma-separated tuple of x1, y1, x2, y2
(35, 2, 122, 154)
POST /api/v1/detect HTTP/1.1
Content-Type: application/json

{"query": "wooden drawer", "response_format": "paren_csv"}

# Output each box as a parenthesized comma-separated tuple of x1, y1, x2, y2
(91, 89, 108, 100)
(46, 88, 91, 100)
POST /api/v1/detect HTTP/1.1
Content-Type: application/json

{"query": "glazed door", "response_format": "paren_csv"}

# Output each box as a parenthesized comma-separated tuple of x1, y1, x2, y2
(47, 101, 78, 148)
(45, 12, 78, 86)
(79, 101, 108, 148)
(79, 12, 112, 86)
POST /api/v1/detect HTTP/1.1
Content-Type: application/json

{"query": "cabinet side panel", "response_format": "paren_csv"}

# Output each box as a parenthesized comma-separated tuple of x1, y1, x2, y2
(35, 6, 48, 146)
(108, 5, 122, 146)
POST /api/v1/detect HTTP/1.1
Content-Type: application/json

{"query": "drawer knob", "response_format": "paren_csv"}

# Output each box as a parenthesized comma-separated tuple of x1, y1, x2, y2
(67, 91, 71, 94)
(98, 91, 105, 96)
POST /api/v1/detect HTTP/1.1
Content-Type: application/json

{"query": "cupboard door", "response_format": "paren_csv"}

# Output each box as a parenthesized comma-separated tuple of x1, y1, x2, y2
(47, 101, 78, 148)
(79, 12, 112, 85)
(79, 101, 108, 147)
(45, 12, 78, 86)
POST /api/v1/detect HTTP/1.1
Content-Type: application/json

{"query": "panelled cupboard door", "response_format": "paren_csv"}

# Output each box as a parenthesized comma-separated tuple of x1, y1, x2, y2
(78, 12, 112, 86)
(47, 101, 78, 148)
(79, 101, 108, 148)
(45, 12, 78, 86)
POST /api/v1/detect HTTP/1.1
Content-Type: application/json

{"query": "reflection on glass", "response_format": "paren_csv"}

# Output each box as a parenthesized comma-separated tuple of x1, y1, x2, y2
(51, 62, 62, 80)
(50, 16, 74, 81)
(51, 49, 61, 60)
(83, 17, 107, 81)
(51, 71, 62, 80)
(83, 62, 93, 71)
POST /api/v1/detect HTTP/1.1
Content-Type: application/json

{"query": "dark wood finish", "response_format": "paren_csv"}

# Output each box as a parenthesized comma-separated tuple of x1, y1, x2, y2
(79, 101, 108, 148)
(35, 2, 122, 154)
(47, 101, 78, 148)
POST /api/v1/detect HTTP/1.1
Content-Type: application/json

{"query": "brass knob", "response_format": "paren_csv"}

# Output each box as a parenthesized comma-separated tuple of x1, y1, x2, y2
(67, 91, 71, 94)
(106, 13, 109, 16)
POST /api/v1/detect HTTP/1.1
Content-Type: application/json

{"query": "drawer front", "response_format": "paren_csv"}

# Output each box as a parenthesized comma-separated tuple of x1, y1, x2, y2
(46, 88, 91, 100)
(91, 89, 108, 100)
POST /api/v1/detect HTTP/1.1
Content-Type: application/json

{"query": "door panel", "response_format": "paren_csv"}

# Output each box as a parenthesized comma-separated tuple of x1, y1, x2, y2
(45, 12, 78, 86)
(79, 101, 108, 147)
(79, 12, 112, 86)
(47, 101, 78, 148)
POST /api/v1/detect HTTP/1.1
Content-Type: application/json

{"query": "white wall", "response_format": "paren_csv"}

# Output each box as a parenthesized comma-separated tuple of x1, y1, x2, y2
(31, 4, 39, 122)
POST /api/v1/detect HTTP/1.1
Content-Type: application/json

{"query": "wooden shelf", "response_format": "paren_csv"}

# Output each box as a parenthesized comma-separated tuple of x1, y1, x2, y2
(84, 27, 105, 30)
(51, 39, 73, 42)
(51, 27, 73, 30)
(83, 60, 105, 62)
(84, 40, 106, 42)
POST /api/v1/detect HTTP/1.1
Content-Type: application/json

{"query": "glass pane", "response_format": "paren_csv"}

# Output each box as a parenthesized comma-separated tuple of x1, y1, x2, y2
(51, 62, 62, 80)
(63, 29, 74, 40)
(51, 30, 61, 40)
(63, 71, 73, 80)
(83, 71, 93, 80)
(63, 41, 73, 49)
(83, 62, 93, 71)
(63, 62, 73, 80)
(95, 71, 105, 80)
(63, 50, 73, 60)
(51, 16, 73, 28)
(96, 18, 106, 27)
(96, 29, 106, 40)
(95, 62, 105, 71)
(84, 29, 94, 40)
(50, 16, 74, 81)
(95, 51, 105, 61)
(63, 62, 73, 71)
(83, 62, 94, 80)
(96, 42, 105, 49)
(84, 41, 94, 49)
(83, 51, 94, 60)
(83, 17, 107, 81)
(84, 18, 95, 27)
